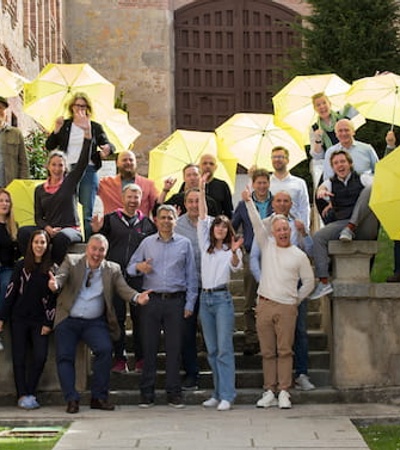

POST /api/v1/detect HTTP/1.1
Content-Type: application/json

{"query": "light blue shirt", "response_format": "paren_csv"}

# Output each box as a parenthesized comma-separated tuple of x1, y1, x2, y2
(323, 140, 379, 180)
(127, 232, 198, 311)
(69, 266, 105, 319)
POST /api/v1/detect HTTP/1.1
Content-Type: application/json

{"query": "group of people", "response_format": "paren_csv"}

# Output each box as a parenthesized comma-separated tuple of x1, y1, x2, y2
(0, 89, 395, 414)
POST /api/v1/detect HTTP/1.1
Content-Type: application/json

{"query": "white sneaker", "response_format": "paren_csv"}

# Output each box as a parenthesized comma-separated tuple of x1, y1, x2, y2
(202, 397, 219, 408)
(217, 400, 232, 411)
(339, 227, 355, 242)
(278, 390, 292, 409)
(308, 281, 333, 300)
(295, 374, 315, 391)
(256, 390, 278, 408)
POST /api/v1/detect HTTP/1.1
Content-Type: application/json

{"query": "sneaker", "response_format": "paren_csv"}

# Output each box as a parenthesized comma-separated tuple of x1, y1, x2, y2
(18, 395, 37, 410)
(295, 374, 315, 391)
(339, 227, 355, 242)
(308, 281, 333, 300)
(182, 376, 198, 391)
(28, 395, 40, 409)
(202, 397, 219, 408)
(134, 359, 144, 373)
(111, 359, 129, 374)
(217, 400, 232, 411)
(278, 390, 292, 409)
(256, 390, 278, 408)
(168, 395, 185, 409)
(138, 395, 154, 408)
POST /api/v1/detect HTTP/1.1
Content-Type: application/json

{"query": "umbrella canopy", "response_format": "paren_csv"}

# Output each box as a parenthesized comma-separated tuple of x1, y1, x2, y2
(346, 72, 400, 128)
(23, 63, 115, 131)
(369, 147, 400, 240)
(6, 179, 44, 226)
(272, 73, 362, 144)
(215, 113, 306, 172)
(0, 66, 29, 97)
(102, 108, 141, 152)
(148, 129, 237, 195)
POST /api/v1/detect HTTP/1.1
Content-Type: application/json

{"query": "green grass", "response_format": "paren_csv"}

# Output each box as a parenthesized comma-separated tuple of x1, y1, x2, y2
(370, 227, 394, 282)
(0, 427, 64, 450)
(358, 424, 400, 450)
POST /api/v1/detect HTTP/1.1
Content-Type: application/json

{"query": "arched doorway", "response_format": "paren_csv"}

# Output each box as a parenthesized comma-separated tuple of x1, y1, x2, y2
(174, 0, 299, 131)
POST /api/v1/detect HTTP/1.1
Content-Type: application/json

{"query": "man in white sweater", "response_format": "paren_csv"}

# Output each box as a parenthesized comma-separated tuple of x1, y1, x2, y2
(242, 189, 314, 409)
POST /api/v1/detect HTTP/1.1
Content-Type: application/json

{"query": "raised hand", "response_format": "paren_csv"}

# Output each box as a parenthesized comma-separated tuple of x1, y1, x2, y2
(136, 259, 153, 274)
(48, 271, 58, 292)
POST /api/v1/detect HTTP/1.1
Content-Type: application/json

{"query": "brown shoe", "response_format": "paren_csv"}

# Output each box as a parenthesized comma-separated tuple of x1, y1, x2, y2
(90, 398, 115, 411)
(66, 400, 79, 414)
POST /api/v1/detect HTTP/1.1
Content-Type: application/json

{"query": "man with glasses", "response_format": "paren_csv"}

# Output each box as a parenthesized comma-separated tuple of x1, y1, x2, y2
(199, 154, 233, 218)
(48, 234, 150, 414)
(269, 147, 310, 230)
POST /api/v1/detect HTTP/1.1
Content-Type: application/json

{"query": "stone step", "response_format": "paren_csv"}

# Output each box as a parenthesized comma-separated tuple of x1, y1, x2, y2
(105, 368, 331, 390)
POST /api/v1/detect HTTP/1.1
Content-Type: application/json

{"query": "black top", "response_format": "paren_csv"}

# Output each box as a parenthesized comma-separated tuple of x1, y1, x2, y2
(0, 223, 18, 267)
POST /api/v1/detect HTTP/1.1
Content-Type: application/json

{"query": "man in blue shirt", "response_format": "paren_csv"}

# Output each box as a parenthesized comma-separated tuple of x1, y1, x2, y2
(127, 205, 198, 408)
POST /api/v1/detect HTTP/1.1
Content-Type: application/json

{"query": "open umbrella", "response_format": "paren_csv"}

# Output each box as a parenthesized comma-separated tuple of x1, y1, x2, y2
(148, 129, 237, 195)
(215, 113, 306, 172)
(23, 63, 115, 131)
(6, 179, 45, 226)
(0, 66, 29, 97)
(102, 108, 141, 153)
(346, 72, 400, 129)
(272, 73, 364, 144)
(369, 147, 400, 240)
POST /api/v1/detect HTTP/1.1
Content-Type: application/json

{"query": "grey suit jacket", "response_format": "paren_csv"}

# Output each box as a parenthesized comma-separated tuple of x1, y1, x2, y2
(54, 254, 137, 340)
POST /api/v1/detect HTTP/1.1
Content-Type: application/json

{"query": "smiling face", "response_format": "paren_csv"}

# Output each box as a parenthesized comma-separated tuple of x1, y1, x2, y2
(252, 176, 270, 199)
(48, 155, 67, 179)
(331, 152, 352, 179)
(184, 190, 200, 219)
(32, 232, 48, 262)
(271, 218, 291, 248)
(156, 207, 177, 236)
(271, 149, 289, 172)
(184, 166, 200, 188)
(122, 188, 142, 215)
(335, 119, 355, 148)
(117, 151, 137, 178)
(0, 192, 11, 217)
(313, 95, 331, 120)
(86, 236, 108, 269)
(213, 221, 229, 241)
(272, 192, 292, 216)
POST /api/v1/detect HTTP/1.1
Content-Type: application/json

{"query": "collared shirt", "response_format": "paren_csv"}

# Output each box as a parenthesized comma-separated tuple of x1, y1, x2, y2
(126, 232, 198, 311)
(69, 265, 105, 319)
(323, 140, 379, 181)
(270, 173, 310, 230)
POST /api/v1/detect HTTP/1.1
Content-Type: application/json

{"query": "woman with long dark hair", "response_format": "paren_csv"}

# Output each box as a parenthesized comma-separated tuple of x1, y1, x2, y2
(0, 229, 56, 409)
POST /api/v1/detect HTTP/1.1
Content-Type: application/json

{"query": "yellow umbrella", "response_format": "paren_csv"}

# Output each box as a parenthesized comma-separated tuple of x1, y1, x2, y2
(102, 108, 140, 152)
(6, 179, 44, 226)
(215, 113, 306, 172)
(272, 73, 364, 144)
(0, 66, 29, 97)
(369, 147, 400, 240)
(23, 63, 115, 131)
(148, 129, 237, 195)
(346, 72, 400, 128)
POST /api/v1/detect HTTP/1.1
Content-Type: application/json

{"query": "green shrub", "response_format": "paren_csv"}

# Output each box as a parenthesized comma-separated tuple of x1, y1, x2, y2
(24, 129, 49, 180)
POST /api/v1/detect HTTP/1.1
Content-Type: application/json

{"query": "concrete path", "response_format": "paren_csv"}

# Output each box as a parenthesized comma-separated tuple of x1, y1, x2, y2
(0, 403, 398, 449)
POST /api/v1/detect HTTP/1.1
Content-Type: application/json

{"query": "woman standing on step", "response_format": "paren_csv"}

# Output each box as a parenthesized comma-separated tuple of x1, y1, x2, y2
(0, 229, 56, 410)
(198, 174, 243, 411)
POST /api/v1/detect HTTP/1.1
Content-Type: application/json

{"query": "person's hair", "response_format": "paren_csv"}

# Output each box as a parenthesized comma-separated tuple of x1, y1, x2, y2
(67, 92, 93, 117)
(24, 229, 53, 273)
(0, 188, 18, 241)
(330, 149, 354, 169)
(311, 92, 330, 106)
(272, 190, 292, 201)
(334, 118, 354, 133)
(122, 183, 142, 195)
(88, 233, 109, 252)
(47, 150, 67, 177)
(183, 163, 199, 176)
(271, 214, 290, 228)
(251, 168, 270, 183)
(271, 146, 289, 158)
(207, 215, 236, 254)
(184, 187, 200, 200)
(156, 204, 178, 220)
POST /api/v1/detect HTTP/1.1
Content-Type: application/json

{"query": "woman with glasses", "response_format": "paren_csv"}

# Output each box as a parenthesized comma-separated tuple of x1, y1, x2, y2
(0, 229, 56, 410)
(46, 92, 115, 240)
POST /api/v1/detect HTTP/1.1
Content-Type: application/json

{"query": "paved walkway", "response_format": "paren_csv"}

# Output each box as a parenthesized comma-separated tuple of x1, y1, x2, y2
(0, 403, 398, 449)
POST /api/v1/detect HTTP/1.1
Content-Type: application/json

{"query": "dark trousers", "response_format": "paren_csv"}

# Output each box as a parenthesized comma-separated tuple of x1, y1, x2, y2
(55, 316, 113, 402)
(181, 298, 199, 380)
(140, 294, 185, 398)
(294, 299, 309, 377)
(394, 241, 400, 274)
(113, 294, 143, 362)
(11, 319, 49, 398)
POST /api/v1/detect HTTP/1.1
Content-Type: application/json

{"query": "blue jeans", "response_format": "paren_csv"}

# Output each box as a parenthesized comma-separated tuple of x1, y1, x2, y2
(0, 267, 13, 309)
(199, 290, 236, 403)
(55, 316, 113, 402)
(76, 165, 99, 242)
(294, 299, 308, 377)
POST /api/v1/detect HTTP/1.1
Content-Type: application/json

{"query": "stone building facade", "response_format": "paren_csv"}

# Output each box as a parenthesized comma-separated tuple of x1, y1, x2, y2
(1, 0, 311, 170)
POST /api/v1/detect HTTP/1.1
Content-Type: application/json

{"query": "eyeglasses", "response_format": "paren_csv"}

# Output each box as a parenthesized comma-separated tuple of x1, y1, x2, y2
(271, 155, 286, 160)
(73, 103, 87, 109)
(85, 270, 93, 288)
